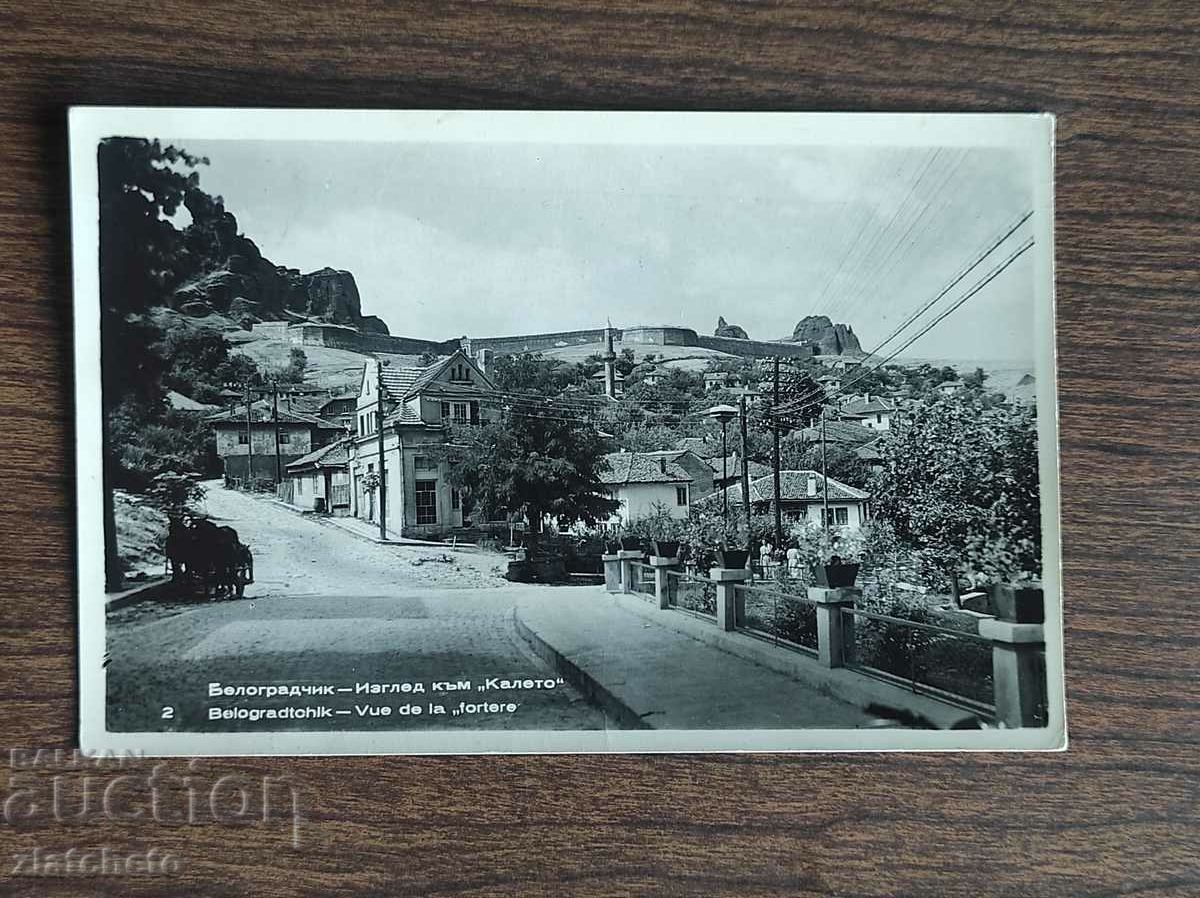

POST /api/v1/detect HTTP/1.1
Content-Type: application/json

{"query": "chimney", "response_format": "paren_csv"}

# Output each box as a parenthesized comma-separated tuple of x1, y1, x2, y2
(807, 475, 817, 497)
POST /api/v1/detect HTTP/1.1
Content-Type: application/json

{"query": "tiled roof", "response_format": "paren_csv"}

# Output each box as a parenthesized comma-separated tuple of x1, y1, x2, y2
(377, 352, 496, 401)
(382, 402, 427, 426)
(840, 397, 896, 415)
(698, 470, 869, 505)
(676, 436, 720, 458)
(205, 400, 342, 429)
(378, 361, 441, 398)
(287, 438, 351, 471)
(797, 421, 876, 445)
(601, 452, 693, 485)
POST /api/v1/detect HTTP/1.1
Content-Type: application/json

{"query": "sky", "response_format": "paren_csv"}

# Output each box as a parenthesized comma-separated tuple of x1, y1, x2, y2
(175, 138, 1039, 363)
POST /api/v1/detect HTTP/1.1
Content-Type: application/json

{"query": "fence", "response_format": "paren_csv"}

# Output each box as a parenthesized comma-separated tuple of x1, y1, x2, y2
(664, 570, 717, 622)
(841, 606, 996, 715)
(627, 562, 658, 603)
(601, 555, 1045, 727)
(735, 584, 819, 656)
(275, 479, 295, 505)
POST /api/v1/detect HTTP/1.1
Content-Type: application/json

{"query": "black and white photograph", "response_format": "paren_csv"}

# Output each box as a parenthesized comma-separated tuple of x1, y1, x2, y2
(71, 109, 1063, 754)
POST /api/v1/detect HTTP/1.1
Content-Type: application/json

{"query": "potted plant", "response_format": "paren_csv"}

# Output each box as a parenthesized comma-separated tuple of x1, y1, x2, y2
(989, 580, 1044, 623)
(643, 502, 680, 558)
(603, 536, 621, 556)
(619, 533, 642, 552)
(811, 530, 862, 588)
(715, 545, 751, 569)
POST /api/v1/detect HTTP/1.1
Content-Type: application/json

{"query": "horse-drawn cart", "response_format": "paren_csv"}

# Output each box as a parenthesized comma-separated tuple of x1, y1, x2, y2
(165, 515, 254, 600)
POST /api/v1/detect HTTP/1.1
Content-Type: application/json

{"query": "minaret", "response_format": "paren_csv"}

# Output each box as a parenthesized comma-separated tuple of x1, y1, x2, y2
(603, 322, 617, 399)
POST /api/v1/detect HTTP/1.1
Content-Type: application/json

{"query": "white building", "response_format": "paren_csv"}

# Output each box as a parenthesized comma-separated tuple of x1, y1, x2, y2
(598, 450, 707, 530)
(349, 351, 499, 538)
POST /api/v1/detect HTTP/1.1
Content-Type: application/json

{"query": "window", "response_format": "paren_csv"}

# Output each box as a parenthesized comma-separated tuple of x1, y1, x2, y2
(440, 402, 450, 420)
(278, 430, 291, 444)
(296, 477, 303, 495)
(451, 402, 469, 424)
(414, 455, 437, 471)
(238, 431, 249, 444)
(415, 480, 437, 525)
(875, 413, 882, 424)
(823, 507, 850, 526)
(449, 363, 471, 383)
(675, 486, 688, 506)
(451, 489, 460, 510)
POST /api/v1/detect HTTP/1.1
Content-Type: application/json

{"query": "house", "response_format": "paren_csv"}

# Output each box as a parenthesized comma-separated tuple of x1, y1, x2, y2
(206, 401, 345, 484)
(317, 393, 357, 431)
(703, 371, 738, 391)
(937, 379, 965, 396)
(283, 438, 352, 515)
(598, 450, 709, 528)
(853, 438, 885, 474)
(838, 395, 897, 431)
(348, 350, 500, 538)
(698, 470, 870, 531)
(795, 420, 878, 448)
(817, 372, 843, 394)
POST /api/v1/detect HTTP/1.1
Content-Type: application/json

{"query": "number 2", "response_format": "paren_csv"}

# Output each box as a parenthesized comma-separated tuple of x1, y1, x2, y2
(161, 706, 174, 720)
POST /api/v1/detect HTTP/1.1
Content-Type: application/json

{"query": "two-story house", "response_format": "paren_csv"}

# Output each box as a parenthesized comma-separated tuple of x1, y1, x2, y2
(207, 401, 345, 484)
(837, 395, 897, 431)
(349, 351, 499, 538)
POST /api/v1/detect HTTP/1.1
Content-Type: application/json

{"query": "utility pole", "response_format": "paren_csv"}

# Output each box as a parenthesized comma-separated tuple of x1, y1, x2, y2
(739, 393, 752, 554)
(772, 357, 783, 547)
(244, 383, 254, 488)
(820, 406, 831, 539)
(271, 381, 282, 486)
(376, 360, 388, 541)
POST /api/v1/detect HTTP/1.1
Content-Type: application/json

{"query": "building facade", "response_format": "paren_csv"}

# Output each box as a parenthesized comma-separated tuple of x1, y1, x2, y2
(348, 351, 500, 538)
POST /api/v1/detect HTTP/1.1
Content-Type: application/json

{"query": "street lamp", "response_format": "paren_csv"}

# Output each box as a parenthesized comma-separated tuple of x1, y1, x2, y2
(704, 404, 739, 521)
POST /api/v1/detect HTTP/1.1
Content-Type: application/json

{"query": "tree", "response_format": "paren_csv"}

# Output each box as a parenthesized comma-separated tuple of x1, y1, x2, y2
(432, 409, 618, 537)
(871, 397, 1040, 595)
(490, 352, 583, 395)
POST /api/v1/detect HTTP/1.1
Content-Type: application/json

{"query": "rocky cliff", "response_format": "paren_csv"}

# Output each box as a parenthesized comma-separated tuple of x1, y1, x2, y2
(170, 209, 388, 334)
(714, 316, 749, 339)
(790, 315, 862, 356)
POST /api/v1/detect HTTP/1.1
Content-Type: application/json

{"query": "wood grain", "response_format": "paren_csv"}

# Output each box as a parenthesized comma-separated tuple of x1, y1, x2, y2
(1, 2, 1198, 895)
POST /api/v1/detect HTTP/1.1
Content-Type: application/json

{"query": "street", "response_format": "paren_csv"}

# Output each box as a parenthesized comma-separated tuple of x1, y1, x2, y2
(105, 484, 607, 733)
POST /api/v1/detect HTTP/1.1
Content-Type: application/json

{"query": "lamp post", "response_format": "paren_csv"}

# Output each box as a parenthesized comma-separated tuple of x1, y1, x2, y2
(704, 404, 738, 523)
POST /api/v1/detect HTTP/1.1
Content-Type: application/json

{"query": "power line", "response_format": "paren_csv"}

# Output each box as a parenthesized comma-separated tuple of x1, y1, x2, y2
(772, 235, 1036, 418)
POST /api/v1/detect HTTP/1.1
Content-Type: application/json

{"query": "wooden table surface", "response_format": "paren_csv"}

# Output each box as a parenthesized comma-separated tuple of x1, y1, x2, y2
(2, 3, 1197, 895)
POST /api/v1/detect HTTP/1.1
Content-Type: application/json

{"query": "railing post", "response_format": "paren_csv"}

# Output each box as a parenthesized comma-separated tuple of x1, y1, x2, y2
(808, 587, 861, 668)
(710, 565, 751, 631)
(979, 618, 1046, 728)
(601, 553, 622, 593)
(648, 555, 678, 610)
(617, 550, 643, 594)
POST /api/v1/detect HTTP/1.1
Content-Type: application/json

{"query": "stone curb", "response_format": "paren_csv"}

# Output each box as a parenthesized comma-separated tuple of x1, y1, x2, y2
(511, 608, 653, 731)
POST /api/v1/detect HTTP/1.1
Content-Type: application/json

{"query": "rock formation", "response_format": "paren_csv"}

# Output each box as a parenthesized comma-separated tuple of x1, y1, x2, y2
(170, 211, 388, 334)
(791, 315, 862, 356)
(714, 316, 749, 339)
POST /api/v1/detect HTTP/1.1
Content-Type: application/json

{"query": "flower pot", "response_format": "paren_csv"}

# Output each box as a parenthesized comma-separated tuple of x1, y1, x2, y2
(989, 583, 1044, 623)
(715, 547, 750, 569)
(619, 536, 642, 552)
(652, 539, 680, 559)
(604, 540, 620, 556)
(812, 562, 860, 588)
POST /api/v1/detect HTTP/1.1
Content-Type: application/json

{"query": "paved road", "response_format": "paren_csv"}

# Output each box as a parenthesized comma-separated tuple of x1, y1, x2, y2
(105, 485, 606, 733)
